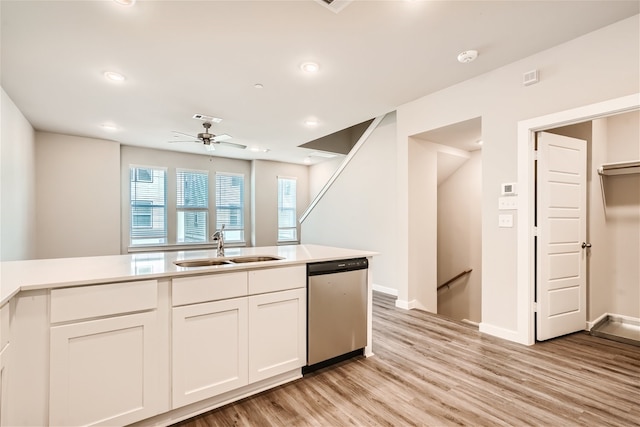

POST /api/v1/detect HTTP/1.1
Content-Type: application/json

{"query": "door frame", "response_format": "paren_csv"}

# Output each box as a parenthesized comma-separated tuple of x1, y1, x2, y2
(515, 93, 639, 345)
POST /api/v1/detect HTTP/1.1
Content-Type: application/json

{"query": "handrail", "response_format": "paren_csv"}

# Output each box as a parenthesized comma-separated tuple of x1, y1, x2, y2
(437, 268, 472, 291)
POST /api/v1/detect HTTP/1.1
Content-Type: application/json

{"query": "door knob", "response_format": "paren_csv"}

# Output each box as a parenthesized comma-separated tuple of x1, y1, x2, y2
(581, 242, 592, 249)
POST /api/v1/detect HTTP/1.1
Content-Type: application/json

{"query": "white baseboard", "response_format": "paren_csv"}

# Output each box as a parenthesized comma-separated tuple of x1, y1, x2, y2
(479, 322, 530, 345)
(372, 284, 398, 296)
(587, 312, 609, 331)
(462, 319, 479, 328)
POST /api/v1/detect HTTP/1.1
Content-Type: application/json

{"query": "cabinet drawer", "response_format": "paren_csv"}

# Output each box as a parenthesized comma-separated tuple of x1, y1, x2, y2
(172, 272, 248, 306)
(248, 265, 306, 295)
(51, 280, 158, 324)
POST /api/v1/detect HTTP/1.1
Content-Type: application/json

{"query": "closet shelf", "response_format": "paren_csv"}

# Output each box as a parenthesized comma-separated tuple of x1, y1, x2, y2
(597, 160, 640, 176)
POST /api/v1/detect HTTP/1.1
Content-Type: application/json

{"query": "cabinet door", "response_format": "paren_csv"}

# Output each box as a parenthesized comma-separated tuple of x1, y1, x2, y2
(172, 298, 248, 408)
(248, 288, 306, 383)
(49, 312, 161, 427)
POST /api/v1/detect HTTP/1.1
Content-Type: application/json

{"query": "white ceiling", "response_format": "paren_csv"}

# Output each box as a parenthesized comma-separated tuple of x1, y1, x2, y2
(2, 1, 638, 165)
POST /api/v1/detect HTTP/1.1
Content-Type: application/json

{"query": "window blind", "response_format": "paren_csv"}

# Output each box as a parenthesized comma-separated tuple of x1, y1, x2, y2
(215, 173, 245, 243)
(177, 169, 209, 243)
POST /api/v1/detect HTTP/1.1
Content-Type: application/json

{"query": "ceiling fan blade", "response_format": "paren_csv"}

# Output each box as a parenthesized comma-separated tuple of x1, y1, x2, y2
(168, 140, 201, 144)
(212, 133, 232, 143)
(172, 131, 198, 140)
(219, 140, 247, 150)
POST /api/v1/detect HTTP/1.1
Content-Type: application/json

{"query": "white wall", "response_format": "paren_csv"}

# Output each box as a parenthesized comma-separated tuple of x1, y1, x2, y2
(252, 160, 309, 247)
(308, 156, 344, 200)
(121, 146, 252, 252)
(36, 132, 120, 259)
(396, 15, 639, 338)
(301, 112, 397, 293)
(0, 88, 36, 261)
(437, 150, 482, 323)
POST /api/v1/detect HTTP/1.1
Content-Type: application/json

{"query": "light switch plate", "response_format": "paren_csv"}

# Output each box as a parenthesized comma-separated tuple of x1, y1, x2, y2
(499, 214, 513, 228)
(499, 196, 518, 210)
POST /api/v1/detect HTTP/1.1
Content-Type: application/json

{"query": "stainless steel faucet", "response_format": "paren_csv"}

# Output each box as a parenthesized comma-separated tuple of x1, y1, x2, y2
(211, 224, 226, 257)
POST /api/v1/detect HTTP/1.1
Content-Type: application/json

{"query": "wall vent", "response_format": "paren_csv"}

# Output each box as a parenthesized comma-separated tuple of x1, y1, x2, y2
(523, 69, 539, 86)
(192, 114, 222, 123)
(314, 0, 353, 13)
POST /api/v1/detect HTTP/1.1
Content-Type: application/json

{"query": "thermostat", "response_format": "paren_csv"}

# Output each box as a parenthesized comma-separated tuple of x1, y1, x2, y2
(501, 183, 517, 196)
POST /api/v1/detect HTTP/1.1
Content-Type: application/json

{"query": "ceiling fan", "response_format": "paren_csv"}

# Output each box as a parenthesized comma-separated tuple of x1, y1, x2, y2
(170, 122, 246, 150)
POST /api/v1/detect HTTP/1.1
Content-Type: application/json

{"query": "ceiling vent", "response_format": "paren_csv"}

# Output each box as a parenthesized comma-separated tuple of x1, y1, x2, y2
(192, 114, 222, 123)
(314, 0, 353, 13)
(523, 69, 539, 86)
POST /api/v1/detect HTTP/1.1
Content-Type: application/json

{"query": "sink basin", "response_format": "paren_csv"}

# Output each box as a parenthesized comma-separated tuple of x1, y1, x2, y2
(228, 256, 284, 263)
(174, 259, 232, 267)
(174, 255, 284, 267)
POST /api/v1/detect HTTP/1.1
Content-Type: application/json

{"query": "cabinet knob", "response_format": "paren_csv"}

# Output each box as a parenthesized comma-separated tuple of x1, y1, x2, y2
(581, 242, 592, 249)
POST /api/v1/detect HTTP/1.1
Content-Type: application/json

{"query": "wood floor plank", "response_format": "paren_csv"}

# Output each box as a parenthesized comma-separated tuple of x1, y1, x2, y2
(174, 292, 640, 426)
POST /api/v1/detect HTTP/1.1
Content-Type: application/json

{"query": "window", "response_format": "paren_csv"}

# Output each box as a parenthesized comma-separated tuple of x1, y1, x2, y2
(177, 169, 208, 243)
(215, 173, 245, 243)
(277, 177, 297, 242)
(130, 166, 167, 245)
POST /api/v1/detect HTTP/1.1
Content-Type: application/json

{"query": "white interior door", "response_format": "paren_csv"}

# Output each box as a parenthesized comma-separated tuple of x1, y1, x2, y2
(536, 131, 587, 341)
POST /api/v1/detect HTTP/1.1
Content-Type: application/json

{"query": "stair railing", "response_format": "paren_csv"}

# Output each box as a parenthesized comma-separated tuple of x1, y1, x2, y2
(437, 268, 472, 291)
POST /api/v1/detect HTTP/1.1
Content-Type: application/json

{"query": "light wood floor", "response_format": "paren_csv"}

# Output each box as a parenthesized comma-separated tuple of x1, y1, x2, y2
(175, 292, 640, 426)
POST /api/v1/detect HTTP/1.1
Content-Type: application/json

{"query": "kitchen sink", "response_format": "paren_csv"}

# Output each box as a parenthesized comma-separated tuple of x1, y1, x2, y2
(174, 255, 284, 268)
(174, 259, 233, 267)
(228, 256, 284, 263)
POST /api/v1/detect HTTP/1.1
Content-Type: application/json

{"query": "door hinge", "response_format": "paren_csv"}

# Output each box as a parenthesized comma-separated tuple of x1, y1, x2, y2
(532, 302, 538, 312)
(533, 150, 538, 161)
(533, 226, 538, 236)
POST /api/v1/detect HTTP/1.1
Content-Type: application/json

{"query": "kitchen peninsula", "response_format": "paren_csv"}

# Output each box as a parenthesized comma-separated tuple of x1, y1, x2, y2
(0, 244, 375, 427)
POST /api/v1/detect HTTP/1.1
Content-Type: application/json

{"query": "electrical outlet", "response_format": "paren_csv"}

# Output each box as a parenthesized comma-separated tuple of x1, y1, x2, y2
(499, 214, 513, 228)
(498, 197, 518, 210)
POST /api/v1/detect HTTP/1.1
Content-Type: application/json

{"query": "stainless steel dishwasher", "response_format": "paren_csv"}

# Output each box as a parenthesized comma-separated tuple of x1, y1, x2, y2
(305, 258, 368, 372)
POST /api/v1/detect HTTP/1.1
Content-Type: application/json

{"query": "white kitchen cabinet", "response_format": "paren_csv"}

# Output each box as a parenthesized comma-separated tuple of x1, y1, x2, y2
(248, 287, 306, 383)
(172, 297, 249, 408)
(49, 280, 161, 427)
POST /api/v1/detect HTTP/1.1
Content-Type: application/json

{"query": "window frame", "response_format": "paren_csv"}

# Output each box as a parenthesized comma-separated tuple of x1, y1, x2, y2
(215, 172, 246, 244)
(129, 165, 168, 247)
(176, 168, 210, 244)
(277, 176, 298, 243)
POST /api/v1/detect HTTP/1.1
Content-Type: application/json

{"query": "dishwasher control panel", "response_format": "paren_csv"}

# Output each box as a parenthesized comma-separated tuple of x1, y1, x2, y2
(307, 257, 368, 275)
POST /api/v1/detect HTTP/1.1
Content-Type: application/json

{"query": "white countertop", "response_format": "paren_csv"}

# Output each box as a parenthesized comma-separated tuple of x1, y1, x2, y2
(0, 244, 376, 305)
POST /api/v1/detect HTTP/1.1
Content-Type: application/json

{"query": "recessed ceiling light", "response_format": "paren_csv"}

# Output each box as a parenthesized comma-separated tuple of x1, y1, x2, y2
(300, 62, 320, 73)
(249, 147, 269, 153)
(113, 0, 136, 6)
(457, 50, 478, 63)
(254, 83, 264, 89)
(303, 158, 312, 165)
(101, 123, 118, 131)
(305, 119, 319, 126)
(309, 151, 337, 158)
(104, 71, 125, 82)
